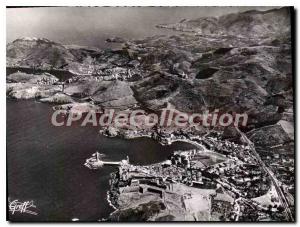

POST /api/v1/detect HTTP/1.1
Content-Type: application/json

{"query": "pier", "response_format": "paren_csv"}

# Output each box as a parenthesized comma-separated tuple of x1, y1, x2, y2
(84, 152, 129, 169)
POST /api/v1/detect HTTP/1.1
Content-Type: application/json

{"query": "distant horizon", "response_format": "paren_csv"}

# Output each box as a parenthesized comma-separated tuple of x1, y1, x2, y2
(7, 6, 278, 48)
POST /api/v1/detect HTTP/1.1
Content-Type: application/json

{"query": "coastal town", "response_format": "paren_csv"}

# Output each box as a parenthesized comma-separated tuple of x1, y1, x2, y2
(7, 7, 294, 222)
(84, 127, 293, 221)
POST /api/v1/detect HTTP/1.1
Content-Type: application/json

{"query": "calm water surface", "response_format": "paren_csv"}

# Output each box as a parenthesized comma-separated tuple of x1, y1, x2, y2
(7, 99, 195, 221)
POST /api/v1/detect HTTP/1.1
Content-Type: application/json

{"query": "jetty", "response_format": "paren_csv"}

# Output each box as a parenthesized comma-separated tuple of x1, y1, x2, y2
(84, 152, 129, 169)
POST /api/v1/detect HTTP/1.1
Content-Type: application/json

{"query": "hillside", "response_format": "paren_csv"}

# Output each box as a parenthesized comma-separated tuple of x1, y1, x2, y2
(6, 8, 293, 130)
(157, 7, 291, 37)
(6, 37, 103, 74)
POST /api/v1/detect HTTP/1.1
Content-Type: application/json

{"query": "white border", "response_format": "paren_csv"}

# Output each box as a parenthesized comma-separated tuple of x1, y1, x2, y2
(2, 0, 298, 6)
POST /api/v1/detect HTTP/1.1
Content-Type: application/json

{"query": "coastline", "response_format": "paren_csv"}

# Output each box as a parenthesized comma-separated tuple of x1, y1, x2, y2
(6, 7, 295, 221)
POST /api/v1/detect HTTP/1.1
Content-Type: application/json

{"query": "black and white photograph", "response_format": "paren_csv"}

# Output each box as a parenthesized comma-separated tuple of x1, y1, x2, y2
(6, 5, 295, 222)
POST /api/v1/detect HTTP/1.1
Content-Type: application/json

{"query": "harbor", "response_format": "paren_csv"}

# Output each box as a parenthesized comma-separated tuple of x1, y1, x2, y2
(84, 130, 286, 221)
(7, 99, 195, 221)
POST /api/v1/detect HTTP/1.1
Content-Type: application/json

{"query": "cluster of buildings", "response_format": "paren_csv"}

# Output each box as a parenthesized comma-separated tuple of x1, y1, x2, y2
(207, 161, 270, 199)
(74, 61, 143, 82)
(36, 72, 59, 85)
(99, 125, 290, 221)
(259, 148, 294, 195)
